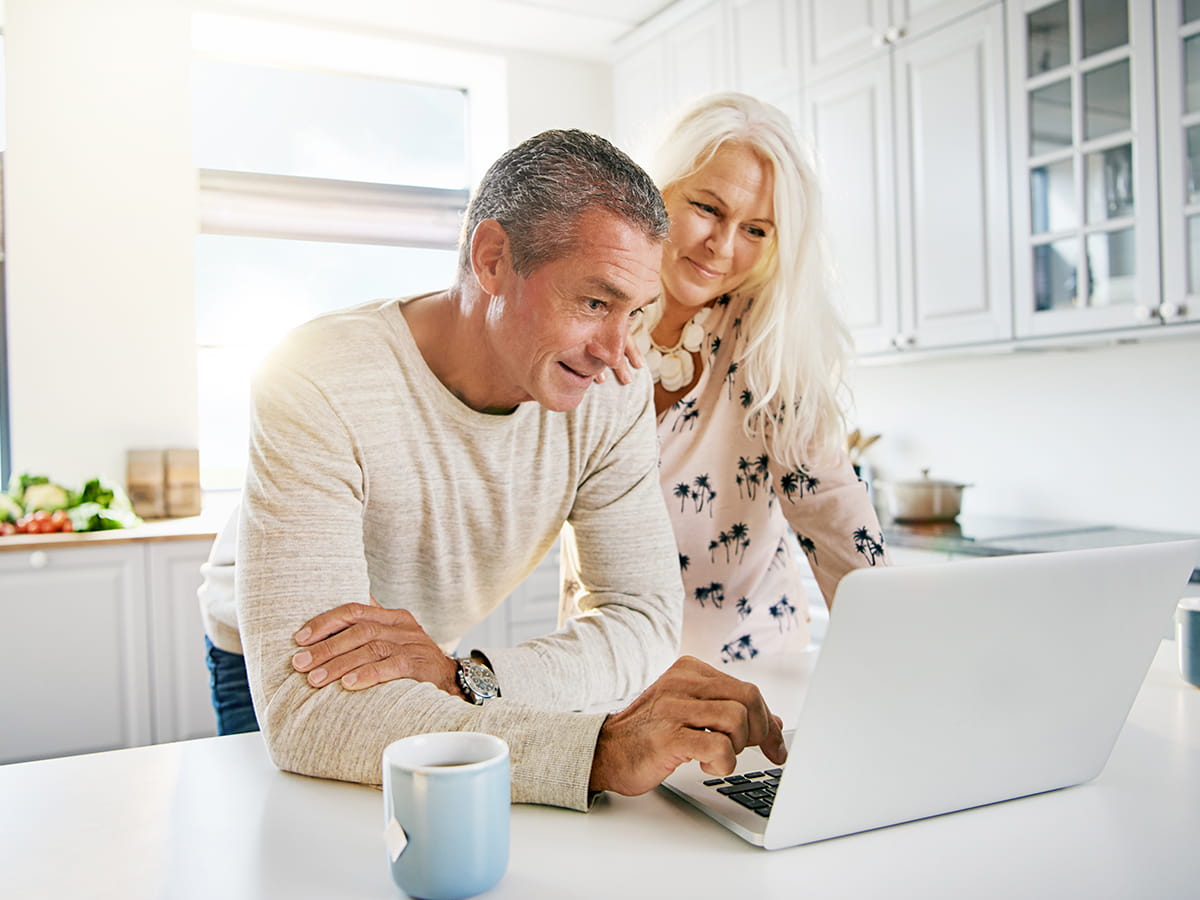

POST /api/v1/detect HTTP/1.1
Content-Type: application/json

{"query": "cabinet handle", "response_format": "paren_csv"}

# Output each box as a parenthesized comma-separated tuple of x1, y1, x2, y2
(28, 550, 49, 569)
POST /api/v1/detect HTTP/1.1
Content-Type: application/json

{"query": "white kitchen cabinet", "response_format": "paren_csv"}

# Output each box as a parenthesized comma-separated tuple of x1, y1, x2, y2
(808, 57, 900, 352)
(1007, 0, 1164, 338)
(0, 543, 152, 764)
(146, 538, 219, 743)
(730, 0, 802, 126)
(807, 2, 1011, 355)
(799, 0, 996, 84)
(0, 536, 217, 765)
(613, 30, 673, 163)
(612, 0, 732, 162)
(1155, 0, 1200, 326)
(613, 0, 806, 158)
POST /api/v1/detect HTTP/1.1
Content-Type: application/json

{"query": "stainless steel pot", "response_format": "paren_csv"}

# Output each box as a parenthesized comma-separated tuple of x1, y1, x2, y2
(877, 469, 971, 523)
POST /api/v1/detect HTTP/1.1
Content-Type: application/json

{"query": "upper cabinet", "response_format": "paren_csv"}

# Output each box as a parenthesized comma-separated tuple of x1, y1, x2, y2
(807, 1, 1012, 354)
(1008, 0, 1172, 338)
(613, 0, 733, 163)
(1155, 0, 1200, 326)
(612, 0, 1200, 359)
(800, 0, 997, 83)
(612, 0, 799, 162)
(731, 0, 802, 122)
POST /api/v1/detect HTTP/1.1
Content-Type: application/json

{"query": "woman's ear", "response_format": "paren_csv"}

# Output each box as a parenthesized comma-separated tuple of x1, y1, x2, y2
(469, 219, 512, 295)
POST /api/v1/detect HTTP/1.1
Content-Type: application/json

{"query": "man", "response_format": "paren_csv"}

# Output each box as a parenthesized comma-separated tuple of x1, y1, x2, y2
(220, 129, 785, 811)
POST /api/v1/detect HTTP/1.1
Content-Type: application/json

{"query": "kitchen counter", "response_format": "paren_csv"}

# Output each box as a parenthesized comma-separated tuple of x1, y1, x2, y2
(2, 641, 1196, 899)
(0, 494, 236, 552)
(885, 514, 1200, 580)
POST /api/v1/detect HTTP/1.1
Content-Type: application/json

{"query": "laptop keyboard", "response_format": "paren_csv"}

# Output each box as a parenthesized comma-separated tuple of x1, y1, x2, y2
(702, 768, 783, 817)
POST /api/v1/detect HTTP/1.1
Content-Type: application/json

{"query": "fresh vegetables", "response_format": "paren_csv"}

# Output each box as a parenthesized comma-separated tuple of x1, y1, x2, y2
(0, 472, 144, 537)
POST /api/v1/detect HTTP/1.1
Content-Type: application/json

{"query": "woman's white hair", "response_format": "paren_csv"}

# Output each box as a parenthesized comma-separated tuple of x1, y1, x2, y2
(649, 91, 852, 467)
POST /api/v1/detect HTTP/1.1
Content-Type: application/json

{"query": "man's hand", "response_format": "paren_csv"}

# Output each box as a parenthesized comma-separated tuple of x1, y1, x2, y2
(291, 599, 462, 697)
(588, 656, 787, 796)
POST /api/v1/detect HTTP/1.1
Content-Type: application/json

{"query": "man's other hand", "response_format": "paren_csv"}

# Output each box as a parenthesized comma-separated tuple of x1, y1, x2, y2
(588, 656, 787, 796)
(291, 599, 462, 697)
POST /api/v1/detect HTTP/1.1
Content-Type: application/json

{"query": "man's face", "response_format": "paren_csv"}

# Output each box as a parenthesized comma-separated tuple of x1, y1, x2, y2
(487, 209, 663, 412)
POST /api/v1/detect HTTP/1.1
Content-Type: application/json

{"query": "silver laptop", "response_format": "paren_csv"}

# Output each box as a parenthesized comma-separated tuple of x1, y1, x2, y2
(662, 540, 1200, 850)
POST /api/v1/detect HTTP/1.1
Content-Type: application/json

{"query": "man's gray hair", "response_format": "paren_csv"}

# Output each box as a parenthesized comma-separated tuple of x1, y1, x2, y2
(459, 129, 669, 277)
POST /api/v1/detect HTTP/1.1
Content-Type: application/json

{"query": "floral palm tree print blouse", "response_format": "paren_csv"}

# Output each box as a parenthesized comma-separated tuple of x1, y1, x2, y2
(656, 293, 889, 665)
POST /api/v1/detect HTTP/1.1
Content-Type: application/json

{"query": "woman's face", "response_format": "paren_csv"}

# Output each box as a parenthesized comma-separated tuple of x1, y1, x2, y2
(660, 141, 775, 314)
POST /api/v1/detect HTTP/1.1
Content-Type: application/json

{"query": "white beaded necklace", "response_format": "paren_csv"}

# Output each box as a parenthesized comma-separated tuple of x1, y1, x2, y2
(636, 306, 713, 392)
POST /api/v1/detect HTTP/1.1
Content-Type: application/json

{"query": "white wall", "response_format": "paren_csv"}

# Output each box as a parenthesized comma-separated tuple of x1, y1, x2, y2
(848, 334, 1200, 534)
(2, 0, 612, 492)
(5, 0, 197, 491)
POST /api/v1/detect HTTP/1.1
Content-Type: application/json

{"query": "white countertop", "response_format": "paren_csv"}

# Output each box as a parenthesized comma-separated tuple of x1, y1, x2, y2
(2, 642, 1197, 900)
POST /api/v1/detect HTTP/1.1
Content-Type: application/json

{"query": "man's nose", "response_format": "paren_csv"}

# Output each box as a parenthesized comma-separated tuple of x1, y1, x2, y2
(589, 316, 628, 367)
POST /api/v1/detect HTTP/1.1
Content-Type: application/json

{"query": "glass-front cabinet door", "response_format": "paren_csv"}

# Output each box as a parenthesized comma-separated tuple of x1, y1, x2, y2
(1008, 0, 1161, 337)
(1155, 0, 1200, 325)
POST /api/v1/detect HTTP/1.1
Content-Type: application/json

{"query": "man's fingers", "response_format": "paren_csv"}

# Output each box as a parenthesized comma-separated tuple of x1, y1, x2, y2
(299, 643, 387, 687)
(610, 357, 634, 386)
(294, 601, 408, 646)
(626, 339, 645, 370)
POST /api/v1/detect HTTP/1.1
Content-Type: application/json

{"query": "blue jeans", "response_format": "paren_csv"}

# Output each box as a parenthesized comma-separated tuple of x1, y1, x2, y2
(205, 636, 260, 735)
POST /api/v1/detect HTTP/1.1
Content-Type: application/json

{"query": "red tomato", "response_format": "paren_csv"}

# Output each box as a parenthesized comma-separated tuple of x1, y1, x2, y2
(32, 510, 51, 522)
(0, 522, 15, 536)
(59, 518, 74, 532)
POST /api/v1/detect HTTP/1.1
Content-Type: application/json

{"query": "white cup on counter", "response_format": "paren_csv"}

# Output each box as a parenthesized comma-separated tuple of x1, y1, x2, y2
(1177, 597, 1200, 690)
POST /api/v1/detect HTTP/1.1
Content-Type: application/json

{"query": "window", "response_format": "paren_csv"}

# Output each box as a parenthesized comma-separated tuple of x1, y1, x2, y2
(192, 15, 507, 490)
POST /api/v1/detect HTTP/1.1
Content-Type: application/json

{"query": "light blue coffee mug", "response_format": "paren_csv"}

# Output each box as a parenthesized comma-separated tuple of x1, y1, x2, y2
(382, 732, 510, 900)
(1178, 598, 1200, 689)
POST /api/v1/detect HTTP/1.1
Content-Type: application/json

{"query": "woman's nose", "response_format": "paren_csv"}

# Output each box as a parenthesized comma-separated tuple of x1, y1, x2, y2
(705, 223, 736, 257)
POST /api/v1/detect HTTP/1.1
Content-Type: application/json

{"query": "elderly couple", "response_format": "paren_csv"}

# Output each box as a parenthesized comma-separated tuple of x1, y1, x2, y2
(198, 92, 887, 810)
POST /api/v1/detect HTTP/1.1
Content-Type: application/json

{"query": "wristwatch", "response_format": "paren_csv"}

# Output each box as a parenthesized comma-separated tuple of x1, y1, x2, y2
(455, 656, 500, 706)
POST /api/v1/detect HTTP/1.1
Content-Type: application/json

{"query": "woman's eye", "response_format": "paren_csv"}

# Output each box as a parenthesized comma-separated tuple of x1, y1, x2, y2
(691, 201, 719, 216)
(747, 225, 768, 239)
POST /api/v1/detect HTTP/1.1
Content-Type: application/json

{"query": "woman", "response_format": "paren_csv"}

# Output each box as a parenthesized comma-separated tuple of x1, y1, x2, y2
(633, 92, 887, 665)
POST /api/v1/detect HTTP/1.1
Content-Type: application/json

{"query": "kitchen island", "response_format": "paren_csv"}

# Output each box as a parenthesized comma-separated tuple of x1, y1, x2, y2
(1, 640, 1196, 899)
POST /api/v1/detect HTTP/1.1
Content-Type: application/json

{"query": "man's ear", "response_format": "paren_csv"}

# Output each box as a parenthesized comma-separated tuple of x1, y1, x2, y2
(470, 219, 512, 295)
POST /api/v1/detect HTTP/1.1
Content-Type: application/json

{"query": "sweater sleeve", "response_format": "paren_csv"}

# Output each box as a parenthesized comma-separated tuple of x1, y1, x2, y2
(237, 357, 606, 811)
(479, 372, 684, 712)
(771, 448, 891, 608)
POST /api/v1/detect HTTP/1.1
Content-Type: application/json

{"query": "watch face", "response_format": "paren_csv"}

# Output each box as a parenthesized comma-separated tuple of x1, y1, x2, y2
(461, 660, 499, 701)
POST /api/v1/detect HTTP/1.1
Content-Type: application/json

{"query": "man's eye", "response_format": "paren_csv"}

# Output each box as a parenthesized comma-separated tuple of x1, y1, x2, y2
(629, 306, 646, 319)
(586, 298, 607, 311)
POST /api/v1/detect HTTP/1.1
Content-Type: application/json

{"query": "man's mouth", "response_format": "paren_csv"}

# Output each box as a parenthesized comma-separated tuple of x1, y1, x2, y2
(559, 361, 595, 382)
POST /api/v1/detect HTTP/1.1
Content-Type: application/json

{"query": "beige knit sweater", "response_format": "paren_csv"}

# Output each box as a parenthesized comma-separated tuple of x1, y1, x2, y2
(236, 298, 683, 811)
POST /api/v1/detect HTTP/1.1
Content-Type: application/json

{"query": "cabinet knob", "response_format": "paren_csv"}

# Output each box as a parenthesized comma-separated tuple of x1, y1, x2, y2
(1157, 302, 1185, 321)
(1133, 304, 1155, 321)
(873, 32, 890, 48)
(892, 334, 917, 350)
(886, 25, 906, 43)
(28, 550, 49, 569)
